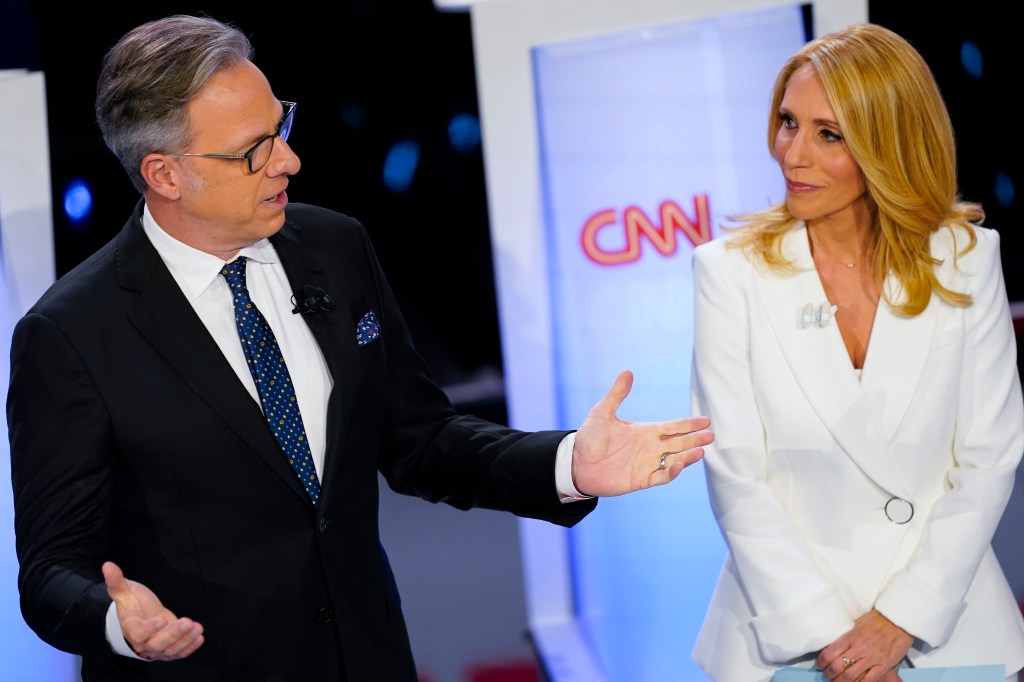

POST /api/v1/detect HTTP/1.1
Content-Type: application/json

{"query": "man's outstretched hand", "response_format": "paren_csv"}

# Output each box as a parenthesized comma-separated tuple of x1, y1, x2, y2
(103, 561, 205, 662)
(571, 370, 714, 497)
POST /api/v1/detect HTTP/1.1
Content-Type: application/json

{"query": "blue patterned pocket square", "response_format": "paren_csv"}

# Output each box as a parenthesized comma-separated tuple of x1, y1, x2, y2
(356, 310, 380, 346)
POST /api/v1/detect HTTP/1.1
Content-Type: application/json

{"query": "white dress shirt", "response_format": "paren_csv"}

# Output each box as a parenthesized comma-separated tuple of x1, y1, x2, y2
(141, 205, 333, 476)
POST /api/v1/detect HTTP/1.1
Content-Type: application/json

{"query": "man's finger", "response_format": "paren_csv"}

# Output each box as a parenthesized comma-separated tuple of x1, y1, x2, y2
(670, 450, 704, 472)
(658, 415, 712, 439)
(591, 370, 634, 416)
(658, 426, 715, 457)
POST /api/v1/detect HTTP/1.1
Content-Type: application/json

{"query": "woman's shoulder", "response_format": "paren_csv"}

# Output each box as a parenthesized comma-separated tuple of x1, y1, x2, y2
(694, 230, 749, 263)
(930, 222, 998, 262)
(695, 222, 805, 271)
(930, 222, 1002, 289)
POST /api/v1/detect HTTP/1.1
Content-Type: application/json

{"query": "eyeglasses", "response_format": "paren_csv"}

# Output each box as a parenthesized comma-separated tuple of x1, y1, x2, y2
(167, 100, 296, 173)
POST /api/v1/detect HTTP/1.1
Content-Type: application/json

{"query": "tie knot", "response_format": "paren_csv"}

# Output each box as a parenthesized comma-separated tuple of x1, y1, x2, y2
(221, 257, 248, 285)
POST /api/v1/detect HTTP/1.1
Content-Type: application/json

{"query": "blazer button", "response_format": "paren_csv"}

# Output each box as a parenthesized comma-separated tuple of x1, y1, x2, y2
(317, 607, 334, 623)
(884, 497, 914, 524)
(318, 518, 331, 533)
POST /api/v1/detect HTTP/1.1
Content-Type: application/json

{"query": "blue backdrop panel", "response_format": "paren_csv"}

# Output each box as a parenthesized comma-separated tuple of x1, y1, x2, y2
(531, 6, 806, 679)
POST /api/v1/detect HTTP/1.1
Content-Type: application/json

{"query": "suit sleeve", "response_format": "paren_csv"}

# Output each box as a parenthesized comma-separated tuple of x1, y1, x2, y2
(7, 311, 119, 662)
(874, 227, 1024, 646)
(691, 241, 853, 660)
(351, 223, 596, 526)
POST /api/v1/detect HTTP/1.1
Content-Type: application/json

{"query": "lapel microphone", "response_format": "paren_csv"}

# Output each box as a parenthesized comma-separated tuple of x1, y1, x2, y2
(800, 302, 837, 328)
(291, 284, 336, 315)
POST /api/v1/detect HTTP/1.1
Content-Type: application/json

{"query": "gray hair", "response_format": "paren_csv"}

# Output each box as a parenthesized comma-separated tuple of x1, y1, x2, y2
(95, 15, 253, 193)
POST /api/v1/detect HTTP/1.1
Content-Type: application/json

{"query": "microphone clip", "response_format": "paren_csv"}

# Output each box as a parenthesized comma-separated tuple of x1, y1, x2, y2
(291, 285, 336, 315)
(800, 302, 837, 328)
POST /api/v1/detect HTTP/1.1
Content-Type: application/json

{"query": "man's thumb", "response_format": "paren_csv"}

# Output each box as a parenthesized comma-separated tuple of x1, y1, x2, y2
(102, 561, 126, 598)
(596, 370, 633, 415)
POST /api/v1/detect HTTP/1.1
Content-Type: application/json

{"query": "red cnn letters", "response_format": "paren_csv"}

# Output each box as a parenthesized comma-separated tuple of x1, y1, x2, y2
(581, 195, 711, 265)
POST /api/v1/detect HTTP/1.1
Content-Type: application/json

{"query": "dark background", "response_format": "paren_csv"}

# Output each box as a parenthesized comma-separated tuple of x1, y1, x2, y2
(2, 0, 1020, 408)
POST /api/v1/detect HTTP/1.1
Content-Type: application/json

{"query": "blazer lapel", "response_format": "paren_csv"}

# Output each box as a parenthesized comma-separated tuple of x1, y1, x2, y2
(860, 273, 939, 441)
(116, 207, 314, 505)
(755, 225, 911, 498)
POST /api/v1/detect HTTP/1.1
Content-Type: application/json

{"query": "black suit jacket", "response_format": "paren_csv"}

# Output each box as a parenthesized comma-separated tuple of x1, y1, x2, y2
(7, 200, 596, 681)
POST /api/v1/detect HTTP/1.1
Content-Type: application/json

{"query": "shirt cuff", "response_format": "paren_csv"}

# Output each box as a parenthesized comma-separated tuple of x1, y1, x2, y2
(106, 600, 145, 660)
(555, 432, 592, 502)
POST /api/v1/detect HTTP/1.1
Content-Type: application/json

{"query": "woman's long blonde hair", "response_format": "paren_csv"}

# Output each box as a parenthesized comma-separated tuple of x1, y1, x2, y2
(728, 23, 980, 315)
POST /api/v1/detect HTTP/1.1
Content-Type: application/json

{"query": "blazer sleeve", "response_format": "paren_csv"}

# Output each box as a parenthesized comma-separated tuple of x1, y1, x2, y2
(874, 226, 1024, 646)
(349, 220, 596, 526)
(7, 311, 119, 663)
(691, 240, 853, 661)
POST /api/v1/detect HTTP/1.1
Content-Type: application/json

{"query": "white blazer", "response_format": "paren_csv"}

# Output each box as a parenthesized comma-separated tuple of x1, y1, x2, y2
(690, 222, 1024, 682)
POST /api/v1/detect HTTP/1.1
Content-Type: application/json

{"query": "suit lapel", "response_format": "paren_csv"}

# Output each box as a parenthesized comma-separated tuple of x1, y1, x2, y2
(116, 206, 314, 505)
(755, 225, 911, 497)
(271, 223, 360, 494)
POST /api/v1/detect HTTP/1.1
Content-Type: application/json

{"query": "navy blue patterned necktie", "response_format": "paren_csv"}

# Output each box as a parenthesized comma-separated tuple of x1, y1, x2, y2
(221, 257, 320, 505)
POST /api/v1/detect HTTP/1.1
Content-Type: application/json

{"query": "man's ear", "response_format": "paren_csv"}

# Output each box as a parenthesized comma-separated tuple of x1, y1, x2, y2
(140, 153, 182, 200)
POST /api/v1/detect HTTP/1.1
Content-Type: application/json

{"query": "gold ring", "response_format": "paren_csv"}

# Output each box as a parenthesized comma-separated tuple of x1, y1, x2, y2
(842, 657, 856, 670)
(658, 454, 668, 470)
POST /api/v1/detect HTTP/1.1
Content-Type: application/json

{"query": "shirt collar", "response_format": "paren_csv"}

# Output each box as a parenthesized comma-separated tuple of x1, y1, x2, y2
(141, 203, 280, 301)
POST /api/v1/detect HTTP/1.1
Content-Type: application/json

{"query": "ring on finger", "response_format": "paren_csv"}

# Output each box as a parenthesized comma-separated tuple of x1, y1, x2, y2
(842, 657, 856, 670)
(658, 454, 668, 470)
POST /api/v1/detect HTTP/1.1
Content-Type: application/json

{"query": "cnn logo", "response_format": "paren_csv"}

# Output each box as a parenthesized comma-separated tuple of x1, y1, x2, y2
(581, 195, 711, 265)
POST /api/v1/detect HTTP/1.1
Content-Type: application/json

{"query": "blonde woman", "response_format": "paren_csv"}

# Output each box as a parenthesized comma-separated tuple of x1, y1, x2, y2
(690, 23, 1024, 682)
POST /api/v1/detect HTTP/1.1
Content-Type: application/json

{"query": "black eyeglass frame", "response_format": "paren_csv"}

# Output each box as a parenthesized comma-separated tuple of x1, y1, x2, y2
(166, 100, 296, 173)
